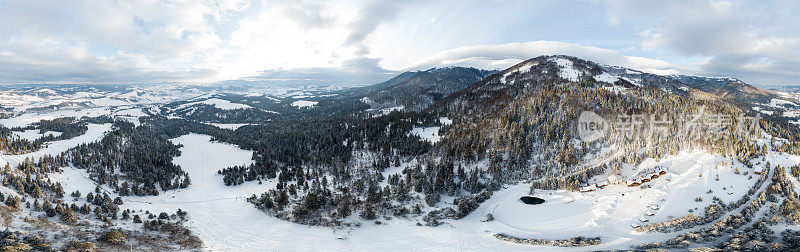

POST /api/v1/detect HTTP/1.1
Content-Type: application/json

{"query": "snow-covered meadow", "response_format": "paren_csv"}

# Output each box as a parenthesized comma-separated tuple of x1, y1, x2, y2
(176, 98, 254, 111)
(291, 100, 318, 108)
(48, 136, 799, 251)
(0, 123, 112, 167)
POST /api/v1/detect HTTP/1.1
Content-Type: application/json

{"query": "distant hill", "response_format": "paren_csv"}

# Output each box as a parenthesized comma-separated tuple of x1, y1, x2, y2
(349, 67, 497, 113)
(669, 75, 775, 104)
(669, 75, 800, 119)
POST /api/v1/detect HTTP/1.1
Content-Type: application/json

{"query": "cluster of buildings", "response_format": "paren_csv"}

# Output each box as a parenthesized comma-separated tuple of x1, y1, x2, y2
(573, 166, 671, 227)
(626, 167, 667, 187)
(579, 174, 622, 192)
(631, 205, 660, 227)
(578, 166, 668, 193)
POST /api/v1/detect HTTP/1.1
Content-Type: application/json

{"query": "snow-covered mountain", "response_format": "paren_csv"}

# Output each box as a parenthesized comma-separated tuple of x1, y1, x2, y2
(669, 74, 800, 122)
(499, 55, 692, 92)
(430, 55, 702, 113)
(427, 55, 779, 183)
(669, 75, 775, 102)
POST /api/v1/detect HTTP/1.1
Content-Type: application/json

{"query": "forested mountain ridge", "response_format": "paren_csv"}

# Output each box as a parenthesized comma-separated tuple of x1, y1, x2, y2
(159, 67, 496, 123)
(669, 74, 800, 126)
(425, 55, 787, 186)
(670, 75, 785, 104)
(351, 67, 497, 113)
(429, 55, 702, 113)
(65, 120, 190, 196)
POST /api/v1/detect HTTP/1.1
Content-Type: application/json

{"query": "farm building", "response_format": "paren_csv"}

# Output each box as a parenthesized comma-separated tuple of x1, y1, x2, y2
(607, 174, 622, 184)
(580, 184, 598, 192)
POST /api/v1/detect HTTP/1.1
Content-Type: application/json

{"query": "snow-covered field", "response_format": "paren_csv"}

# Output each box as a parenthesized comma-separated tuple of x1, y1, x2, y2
(207, 122, 251, 130)
(177, 98, 253, 110)
(0, 107, 114, 128)
(13, 129, 62, 141)
(486, 150, 758, 245)
(410, 126, 441, 143)
(49, 134, 532, 251)
(113, 108, 147, 117)
(291, 100, 318, 108)
(53, 134, 272, 250)
(0, 123, 112, 167)
(44, 133, 604, 251)
(48, 134, 797, 251)
(554, 58, 582, 82)
(408, 118, 449, 144)
(377, 106, 404, 115)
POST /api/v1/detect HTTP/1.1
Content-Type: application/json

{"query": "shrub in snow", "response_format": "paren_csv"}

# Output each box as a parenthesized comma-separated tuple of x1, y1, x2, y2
(718, 218, 788, 250)
(781, 229, 800, 247)
(421, 215, 441, 227)
(494, 233, 600, 247)
(2, 243, 32, 251)
(638, 204, 725, 233)
(100, 230, 126, 245)
(359, 205, 376, 220)
(60, 208, 77, 224)
(65, 240, 96, 251)
(779, 197, 800, 224)
(425, 193, 440, 207)
(4, 196, 21, 211)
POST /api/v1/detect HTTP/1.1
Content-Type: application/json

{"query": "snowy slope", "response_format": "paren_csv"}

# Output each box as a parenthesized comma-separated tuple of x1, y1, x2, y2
(410, 126, 441, 143)
(291, 100, 318, 108)
(0, 123, 112, 167)
(45, 131, 798, 251)
(176, 98, 253, 110)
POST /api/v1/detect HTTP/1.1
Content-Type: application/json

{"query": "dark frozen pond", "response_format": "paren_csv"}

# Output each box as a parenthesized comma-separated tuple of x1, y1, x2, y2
(520, 196, 545, 205)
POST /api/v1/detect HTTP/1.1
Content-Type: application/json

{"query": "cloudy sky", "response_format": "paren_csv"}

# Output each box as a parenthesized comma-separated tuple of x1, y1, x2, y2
(0, 0, 797, 86)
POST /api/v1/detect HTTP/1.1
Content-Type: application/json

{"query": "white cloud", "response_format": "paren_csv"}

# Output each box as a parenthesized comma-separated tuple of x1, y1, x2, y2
(0, 0, 798, 85)
(343, 0, 409, 55)
(0, 28, 213, 83)
(0, 0, 248, 83)
(245, 57, 397, 85)
(0, 0, 413, 83)
(604, 0, 800, 84)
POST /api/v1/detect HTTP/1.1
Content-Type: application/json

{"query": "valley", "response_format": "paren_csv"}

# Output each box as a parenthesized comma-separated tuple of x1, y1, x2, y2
(0, 56, 799, 251)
